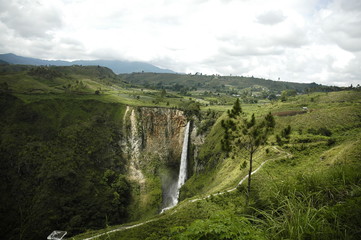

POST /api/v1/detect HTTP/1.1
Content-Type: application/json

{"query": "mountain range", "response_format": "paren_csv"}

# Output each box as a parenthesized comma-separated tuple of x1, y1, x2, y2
(0, 53, 175, 74)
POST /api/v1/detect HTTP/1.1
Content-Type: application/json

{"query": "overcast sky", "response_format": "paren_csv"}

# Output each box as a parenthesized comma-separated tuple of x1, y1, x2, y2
(1, 0, 360, 86)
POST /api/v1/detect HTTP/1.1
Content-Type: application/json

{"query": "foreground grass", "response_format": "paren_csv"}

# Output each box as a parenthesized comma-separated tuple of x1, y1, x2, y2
(75, 132, 360, 240)
(71, 90, 361, 240)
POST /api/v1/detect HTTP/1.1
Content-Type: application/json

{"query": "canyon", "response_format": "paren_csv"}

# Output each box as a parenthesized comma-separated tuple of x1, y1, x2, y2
(121, 106, 202, 217)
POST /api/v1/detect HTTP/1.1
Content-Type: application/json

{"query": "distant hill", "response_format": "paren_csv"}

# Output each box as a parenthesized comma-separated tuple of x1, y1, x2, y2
(120, 72, 332, 93)
(0, 59, 9, 65)
(0, 53, 175, 74)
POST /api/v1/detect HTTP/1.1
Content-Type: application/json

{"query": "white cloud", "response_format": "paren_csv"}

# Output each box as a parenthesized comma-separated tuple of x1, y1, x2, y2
(256, 10, 287, 25)
(0, 0, 360, 86)
(0, 0, 63, 38)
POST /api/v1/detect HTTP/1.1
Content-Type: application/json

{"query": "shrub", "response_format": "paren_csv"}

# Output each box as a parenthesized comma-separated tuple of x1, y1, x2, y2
(327, 138, 336, 146)
(318, 127, 332, 137)
(307, 127, 332, 137)
(174, 210, 266, 240)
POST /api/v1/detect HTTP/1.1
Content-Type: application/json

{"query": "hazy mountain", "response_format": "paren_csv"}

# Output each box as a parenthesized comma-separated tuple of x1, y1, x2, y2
(0, 59, 9, 65)
(0, 53, 175, 74)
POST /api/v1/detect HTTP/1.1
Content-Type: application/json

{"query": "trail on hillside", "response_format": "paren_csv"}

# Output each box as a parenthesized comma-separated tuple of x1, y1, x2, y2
(189, 146, 291, 202)
(81, 219, 157, 240)
(79, 146, 291, 240)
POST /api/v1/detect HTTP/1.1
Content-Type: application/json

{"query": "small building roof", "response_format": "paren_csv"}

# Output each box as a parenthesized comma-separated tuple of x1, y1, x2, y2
(47, 231, 67, 240)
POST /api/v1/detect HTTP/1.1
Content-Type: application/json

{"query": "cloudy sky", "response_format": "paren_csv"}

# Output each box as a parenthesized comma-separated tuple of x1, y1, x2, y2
(0, 0, 360, 86)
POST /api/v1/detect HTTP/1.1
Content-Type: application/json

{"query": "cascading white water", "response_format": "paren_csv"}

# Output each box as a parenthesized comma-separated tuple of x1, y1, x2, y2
(176, 121, 190, 196)
(161, 121, 190, 213)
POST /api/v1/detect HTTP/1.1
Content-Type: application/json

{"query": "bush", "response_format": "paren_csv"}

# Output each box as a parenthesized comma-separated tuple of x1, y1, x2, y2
(327, 138, 336, 146)
(318, 127, 332, 137)
(257, 191, 339, 240)
(174, 210, 266, 240)
(254, 163, 361, 240)
(307, 127, 332, 137)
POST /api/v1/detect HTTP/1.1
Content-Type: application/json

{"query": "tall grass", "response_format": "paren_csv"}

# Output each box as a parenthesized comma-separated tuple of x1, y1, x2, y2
(253, 162, 361, 240)
(255, 191, 340, 240)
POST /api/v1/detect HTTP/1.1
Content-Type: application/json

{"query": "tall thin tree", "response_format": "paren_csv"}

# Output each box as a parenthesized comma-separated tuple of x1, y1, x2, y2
(222, 100, 275, 205)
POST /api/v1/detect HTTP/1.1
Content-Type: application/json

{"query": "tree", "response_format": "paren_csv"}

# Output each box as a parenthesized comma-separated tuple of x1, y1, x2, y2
(280, 91, 288, 102)
(0, 82, 9, 92)
(222, 99, 275, 205)
(227, 98, 242, 118)
(281, 89, 297, 102)
(281, 125, 291, 139)
(160, 89, 167, 98)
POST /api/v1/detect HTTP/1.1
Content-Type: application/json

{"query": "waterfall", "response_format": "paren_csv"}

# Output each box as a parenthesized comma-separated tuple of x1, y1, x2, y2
(176, 121, 190, 195)
(161, 121, 190, 213)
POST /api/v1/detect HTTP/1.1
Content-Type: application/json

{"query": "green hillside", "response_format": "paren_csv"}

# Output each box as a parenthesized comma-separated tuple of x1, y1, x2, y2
(72, 90, 361, 240)
(119, 72, 340, 94)
(0, 65, 211, 109)
(1, 65, 360, 239)
(0, 65, 121, 94)
(0, 94, 131, 240)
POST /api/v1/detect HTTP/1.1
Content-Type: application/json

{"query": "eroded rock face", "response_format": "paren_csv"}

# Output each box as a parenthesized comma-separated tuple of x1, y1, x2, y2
(122, 106, 207, 217)
(123, 106, 187, 184)
(138, 107, 187, 165)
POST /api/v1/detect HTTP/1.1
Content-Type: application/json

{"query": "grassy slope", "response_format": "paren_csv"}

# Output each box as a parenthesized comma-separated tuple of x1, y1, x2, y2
(2, 66, 360, 239)
(119, 72, 317, 92)
(0, 92, 132, 240)
(0, 66, 211, 109)
(72, 90, 361, 240)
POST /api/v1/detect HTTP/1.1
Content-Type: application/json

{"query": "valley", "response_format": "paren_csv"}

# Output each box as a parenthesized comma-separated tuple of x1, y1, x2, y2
(0, 64, 360, 240)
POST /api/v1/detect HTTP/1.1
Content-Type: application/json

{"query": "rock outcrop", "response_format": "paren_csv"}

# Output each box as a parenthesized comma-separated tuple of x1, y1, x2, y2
(122, 106, 188, 217)
(123, 107, 187, 177)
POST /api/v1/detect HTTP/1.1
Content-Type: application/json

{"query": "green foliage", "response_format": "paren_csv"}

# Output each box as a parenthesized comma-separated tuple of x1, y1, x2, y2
(254, 160, 361, 240)
(119, 72, 325, 94)
(281, 125, 291, 139)
(179, 100, 201, 118)
(174, 210, 265, 240)
(280, 89, 297, 102)
(0, 81, 9, 92)
(197, 109, 219, 135)
(28, 66, 63, 80)
(256, 191, 338, 240)
(222, 99, 276, 204)
(276, 125, 292, 146)
(160, 89, 167, 98)
(0, 94, 130, 240)
(240, 160, 247, 170)
(275, 134, 283, 146)
(2, 65, 360, 240)
(227, 98, 242, 118)
(68, 90, 361, 240)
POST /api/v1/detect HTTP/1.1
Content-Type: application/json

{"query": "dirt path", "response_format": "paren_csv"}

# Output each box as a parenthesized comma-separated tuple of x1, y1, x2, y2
(80, 146, 291, 240)
(81, 219, 156, 240)
(189, 146, 292, 202)
(190, 146, 291, 202)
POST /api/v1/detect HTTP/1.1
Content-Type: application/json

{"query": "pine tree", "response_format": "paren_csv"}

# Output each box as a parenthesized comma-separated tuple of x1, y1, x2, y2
(240, 113, 275, 204)
(227, 98, 242, 118)
(222, 99, 275, 205)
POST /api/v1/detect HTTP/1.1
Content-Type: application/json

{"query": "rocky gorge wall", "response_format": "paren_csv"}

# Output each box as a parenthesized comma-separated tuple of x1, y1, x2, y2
(122, 106, 191, 217)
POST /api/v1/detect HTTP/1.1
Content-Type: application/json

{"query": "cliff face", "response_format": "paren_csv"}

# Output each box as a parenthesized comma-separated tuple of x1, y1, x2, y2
(123, 106, 187, 179)
(138, 107, 187, 166)
(122, 106, 188, 217)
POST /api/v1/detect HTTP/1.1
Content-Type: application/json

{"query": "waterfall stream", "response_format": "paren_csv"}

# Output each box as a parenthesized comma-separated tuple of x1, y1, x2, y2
(161, 121, 190, 213)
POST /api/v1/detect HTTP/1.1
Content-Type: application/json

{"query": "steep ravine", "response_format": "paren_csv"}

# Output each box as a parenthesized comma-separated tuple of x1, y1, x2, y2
(122, 106, 197, 219)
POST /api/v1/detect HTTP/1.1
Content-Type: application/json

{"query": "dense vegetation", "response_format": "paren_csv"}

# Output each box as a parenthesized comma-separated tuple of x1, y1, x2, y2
(119, 72, 348, 96)
(72, 90, 361, 240)
(0, 93, 130, 239)
(1, 64, 360, 240)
